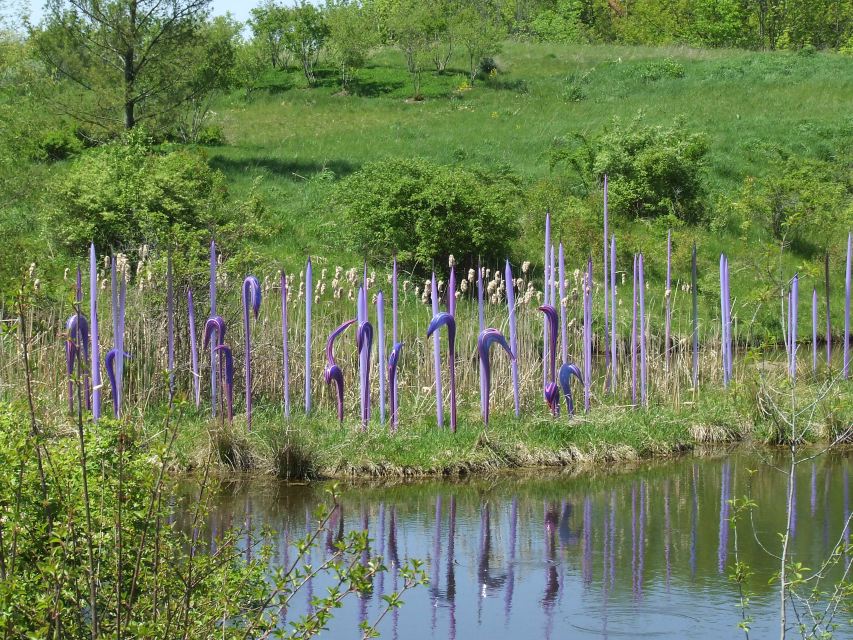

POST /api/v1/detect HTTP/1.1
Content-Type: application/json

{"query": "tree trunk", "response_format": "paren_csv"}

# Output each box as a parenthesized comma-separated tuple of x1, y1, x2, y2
(124, 0, 137, 129)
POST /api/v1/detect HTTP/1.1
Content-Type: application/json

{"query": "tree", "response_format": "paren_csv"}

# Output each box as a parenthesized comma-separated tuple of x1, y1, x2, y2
(453, 0, 505, 85)
(325, 0, 376, 92)
(386, 0, 432, 98)
(31, 0, 234, 136)
(283, 1, 328, 86)
(249, 0, 293, 70)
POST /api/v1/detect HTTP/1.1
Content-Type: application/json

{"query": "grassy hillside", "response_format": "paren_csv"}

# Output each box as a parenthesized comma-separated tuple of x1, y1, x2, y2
(208, 41, 852, 257)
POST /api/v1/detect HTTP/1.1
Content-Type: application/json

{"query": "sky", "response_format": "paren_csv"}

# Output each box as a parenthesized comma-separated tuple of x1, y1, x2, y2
(19, 0, 267, 26)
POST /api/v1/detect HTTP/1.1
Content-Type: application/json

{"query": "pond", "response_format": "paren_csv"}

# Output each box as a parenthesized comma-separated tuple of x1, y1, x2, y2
(189, 448, 852, 639)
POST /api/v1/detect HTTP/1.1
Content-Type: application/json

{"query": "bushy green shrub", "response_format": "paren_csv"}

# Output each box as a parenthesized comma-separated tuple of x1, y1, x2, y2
(731, 156, 852, 255)
(550, 114, 708, 223)
(331, 158, 522, 269)
(195, 124, 226, 145)
(634, 58, 686, 81)
(32, 125, 84, 161)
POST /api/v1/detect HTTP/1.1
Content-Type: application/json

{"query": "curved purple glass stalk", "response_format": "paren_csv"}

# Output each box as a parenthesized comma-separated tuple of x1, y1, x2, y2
(631, 254, 638, 406)
(280, 272, 290, 418)
(203, 315, 226, 350)
(478, 328, 515, 427)
(603, 176, 610, 388)
(558, 244, 567, 365)
(558, 363, 583, 416)
(324, 319, 356, 423)
(448, 266, 456, 317)
(105, 348, 132, 419)
(89, 244, 101, 421)
(392, 257, 399, 421)
(720, 254, 731, 386)
(65, 313, 89, 412)
(639, 254, 646, 406)
(357, 284, 368, 425)
(537, 305, 559, 416)
(188, 288, 200, 408)
(791, 274, 798, 383)
(665, 230, 672, 372)
(242, 275, 262, 430)
(377, 292, 386, 425)
(844, 232, 851, 379)
(210, 240, 217, 416)
(825, 255, 831, 368)
(388, 342, 403, 431)
(166, 252, 174, 400)
(505, 260, 520, 417)
(357, 320, 374, 429)
(427, 312, 457, 431)
(691, 243, 699, 391)
(305, 258, 313, 412)
(584, 258, 593, 412)
(430, 273, 443, 427)
(214, 344, 234, 423)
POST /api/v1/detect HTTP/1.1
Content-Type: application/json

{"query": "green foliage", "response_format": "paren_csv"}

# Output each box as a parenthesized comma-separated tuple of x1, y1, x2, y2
(528, 0, 586, 43)
(249, 0, 295, 70)
(551, 114, 709, 223)
(284, 1, 329, 85)
(453, 1, 506, 85)
(0, 402, 426, 637)
(634, 57, 686, 81)
(31, 0, 236, 136)
(325, 0, 377, 91)
(331, 157, 522, 269)
(47, 131, 271, 276)
(31, 123, 84, 161)
(731, 155, 852, 254)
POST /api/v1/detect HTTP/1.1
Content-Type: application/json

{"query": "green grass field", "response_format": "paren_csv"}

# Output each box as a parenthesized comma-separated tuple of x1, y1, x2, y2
(208, 41, 852, 255)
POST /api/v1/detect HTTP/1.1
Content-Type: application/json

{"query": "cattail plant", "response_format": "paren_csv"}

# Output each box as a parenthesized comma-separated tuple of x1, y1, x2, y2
(89, 243, 101, 421)
(537, 305, 559, 416)
(505, 260, 520, 417)
(281, 271, 290, 418)
(242, 276, 261, 430)
(426, 312, 457, 431)
(430, 272, 443, 427)
(324, 320, 356, 423)
(477, 328, 514, 427)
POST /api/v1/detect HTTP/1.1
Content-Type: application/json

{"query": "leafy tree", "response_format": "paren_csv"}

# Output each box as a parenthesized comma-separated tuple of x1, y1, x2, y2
(233, 36, 269, 99)
(550, 114, 709, 223)
(386, 0, 433, 98)
(283, 1, 328, 86)
(31, 0, 234, 135)
(529, 0, 586, 43)
(325, 0, 376, 92)
(453, 0, 506, 85)
(332, 157, 522, 268)
(733, 156, 852, 255)
(249, 0, 293, 70)
(48, 131, 253, 267)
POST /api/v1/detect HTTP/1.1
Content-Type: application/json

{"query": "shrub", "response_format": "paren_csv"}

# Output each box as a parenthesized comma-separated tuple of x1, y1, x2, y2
(195, 124, 226, 146)
(32, 125, 84, 161)
(550, 114, 709, 223)
(331, 158, 522, 269)
(732, 156, 852, 255)
(635, 58, 686, 82)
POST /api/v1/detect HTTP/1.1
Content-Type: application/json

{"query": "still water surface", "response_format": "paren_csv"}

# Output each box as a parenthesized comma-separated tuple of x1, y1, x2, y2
(192, 448, 852, 639)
